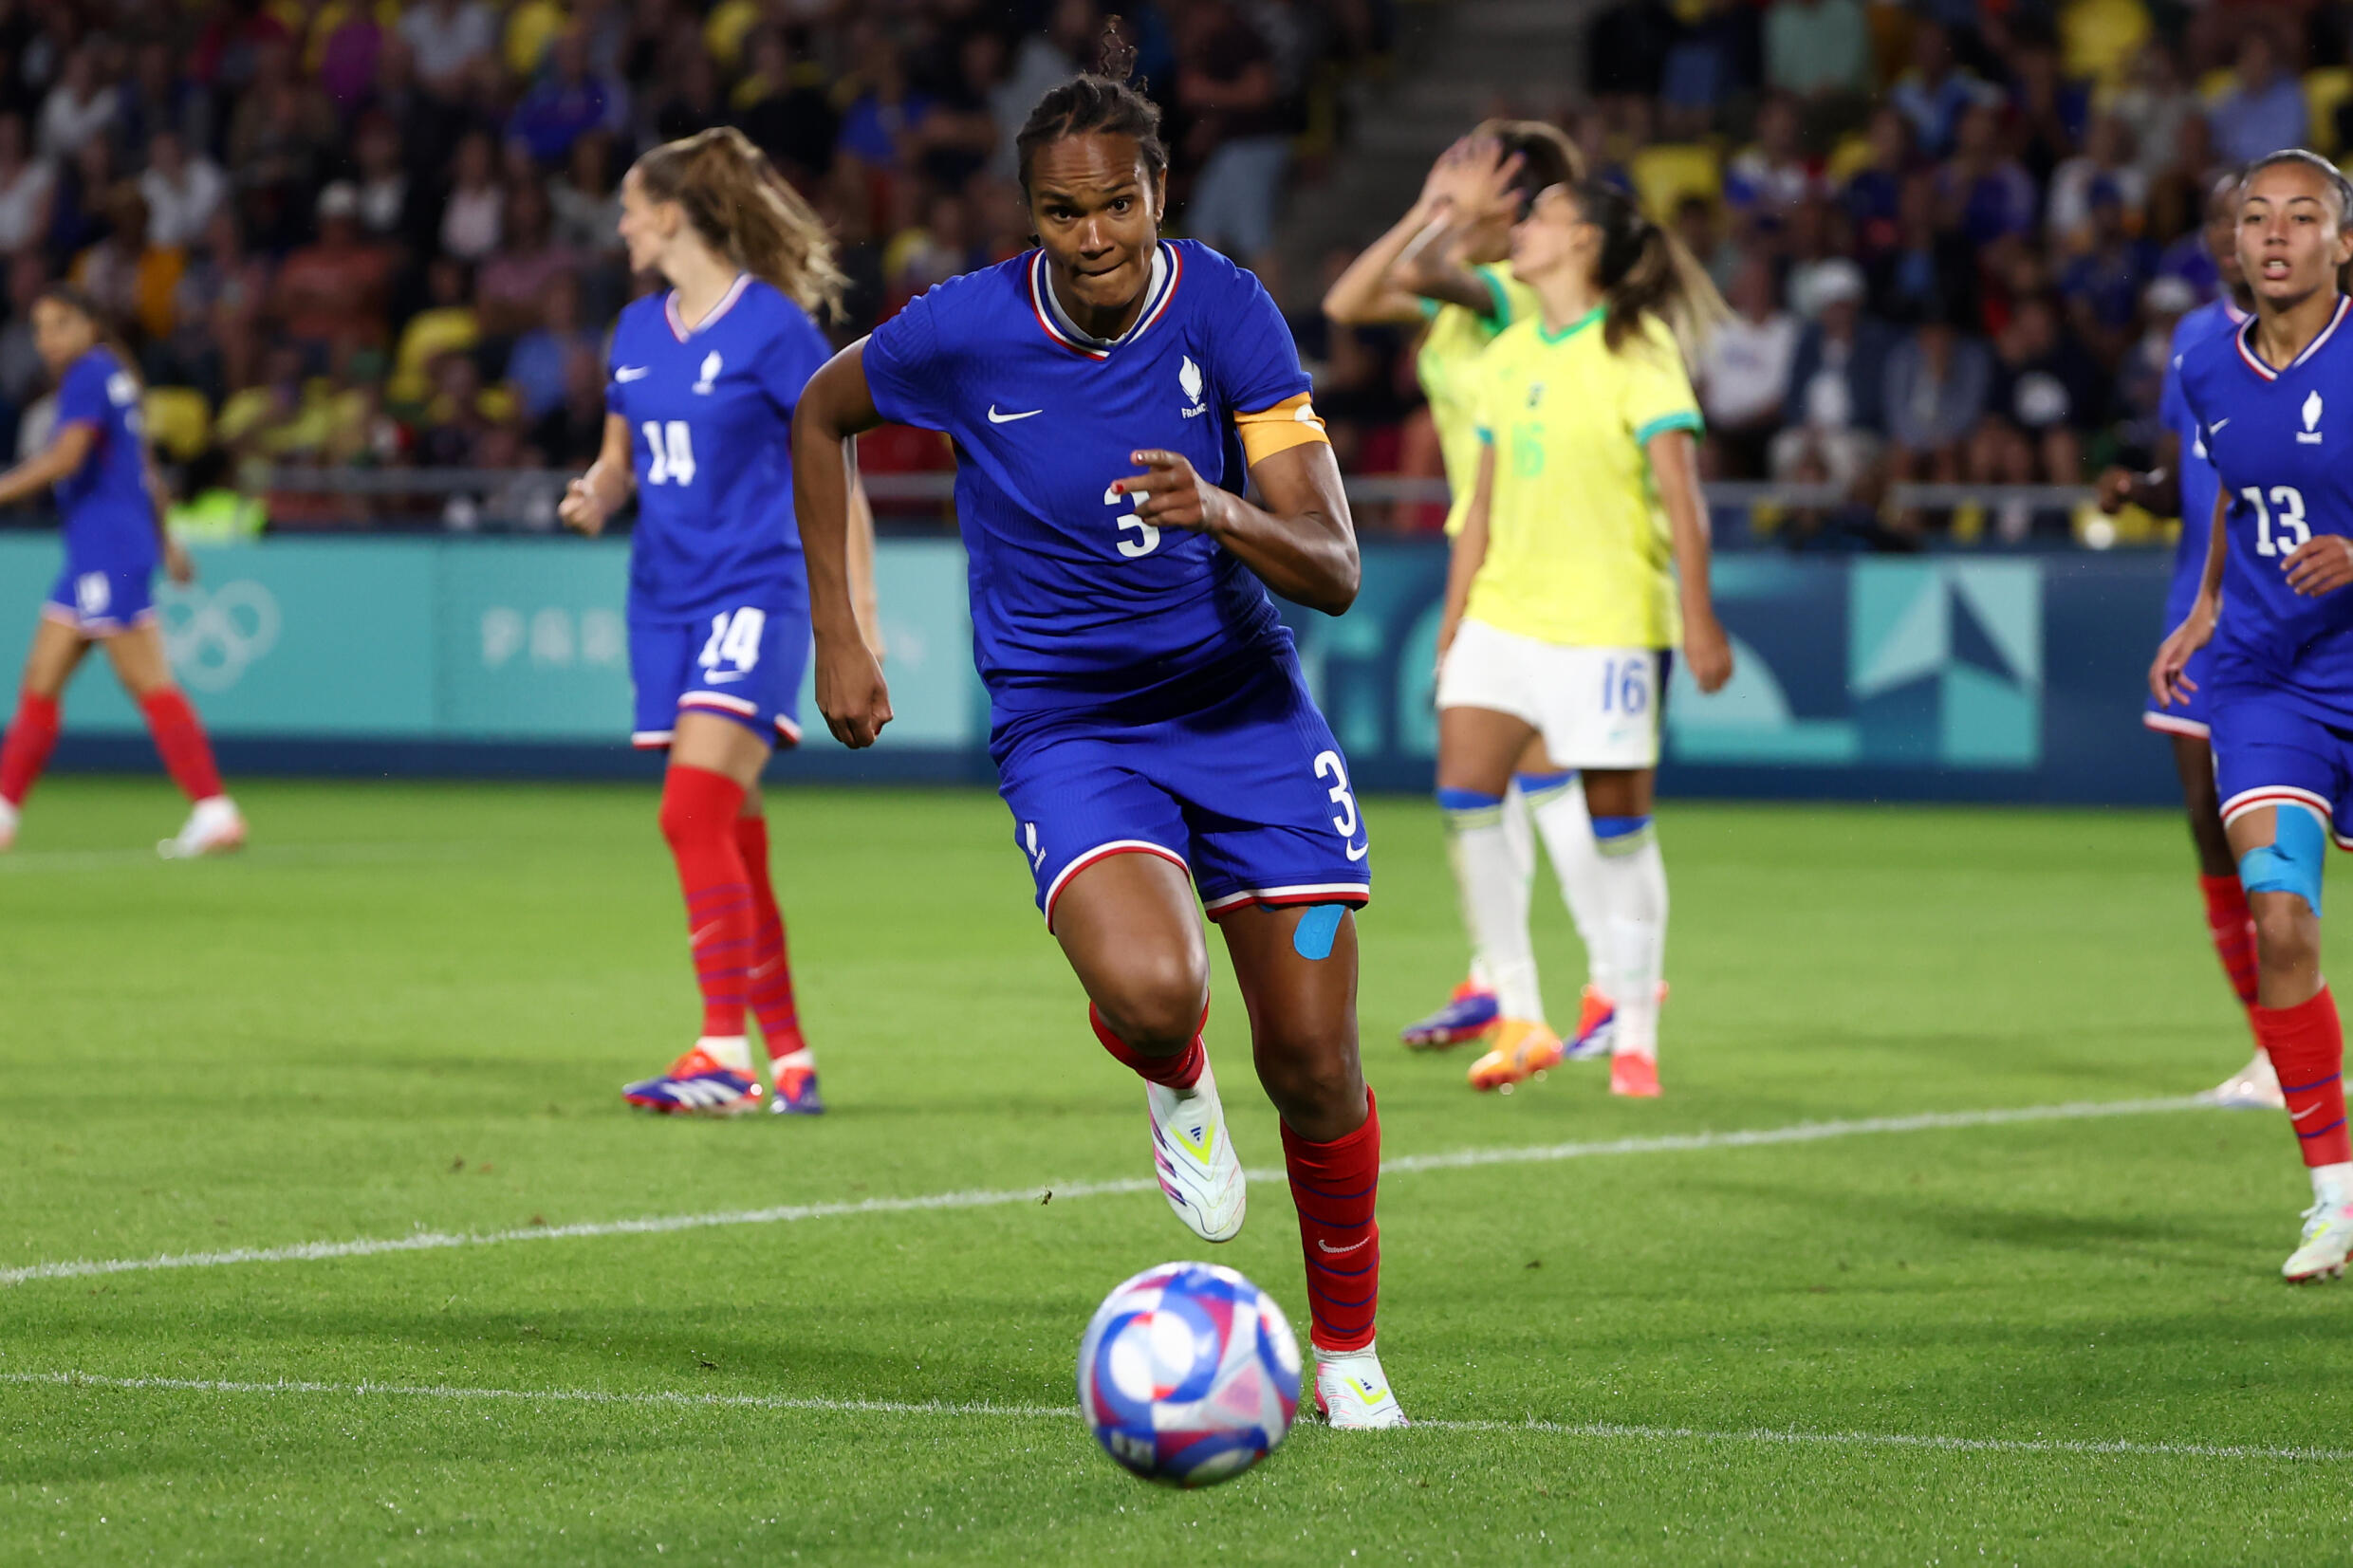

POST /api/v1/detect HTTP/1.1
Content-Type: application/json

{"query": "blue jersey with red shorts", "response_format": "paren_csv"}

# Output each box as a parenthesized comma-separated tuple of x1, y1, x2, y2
(41, 345, 157, 636)
(605, 274, 827, 748)
(862, 240, 1368, 926)
(2177, 294, 2353, 847)
(2144, 297, 2247, 737)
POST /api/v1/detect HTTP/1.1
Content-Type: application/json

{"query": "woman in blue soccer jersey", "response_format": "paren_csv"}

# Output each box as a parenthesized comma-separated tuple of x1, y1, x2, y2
(2154, 149, 2353, 1281)
(0, 285, 243, 858)
(558, 126, 877, 1119)
(789, 34, 1406, 1429)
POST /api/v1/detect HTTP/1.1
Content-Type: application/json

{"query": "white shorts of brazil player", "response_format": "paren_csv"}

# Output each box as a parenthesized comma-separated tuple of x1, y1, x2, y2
(1437, 619, 1664, 771)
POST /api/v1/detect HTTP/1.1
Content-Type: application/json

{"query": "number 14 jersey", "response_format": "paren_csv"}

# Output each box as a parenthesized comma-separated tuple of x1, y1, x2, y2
(2179, 296, 2353, 722)
(605, 273, 831, 622)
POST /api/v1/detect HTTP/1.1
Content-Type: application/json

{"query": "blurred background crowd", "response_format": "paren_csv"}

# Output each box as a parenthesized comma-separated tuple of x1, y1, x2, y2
(0, 0, 2342, 544)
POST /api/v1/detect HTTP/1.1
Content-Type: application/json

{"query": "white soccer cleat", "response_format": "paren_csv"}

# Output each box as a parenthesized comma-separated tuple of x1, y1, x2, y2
(1144, 1056, 1247, 1244)
(1312, 1342, 1407, 1429)
(2199, 1050, 2286, 1111)
(157, 796, 246, 859)
(0, 796, 16, 852)
(2284, 1199, 2353, 1282)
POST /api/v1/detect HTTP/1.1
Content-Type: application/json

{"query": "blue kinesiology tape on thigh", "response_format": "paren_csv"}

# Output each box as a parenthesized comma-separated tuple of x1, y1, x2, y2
(2239, 804, 2326, 916)
(1293, 902, 1346, 961)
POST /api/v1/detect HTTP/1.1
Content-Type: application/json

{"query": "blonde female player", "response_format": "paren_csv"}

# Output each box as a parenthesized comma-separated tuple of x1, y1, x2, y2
(559, 127, 878, 1116)
(1436, 177, 1734, 1098)
(1323, 128, 1630, 1063)
(0, 284, 243, 858)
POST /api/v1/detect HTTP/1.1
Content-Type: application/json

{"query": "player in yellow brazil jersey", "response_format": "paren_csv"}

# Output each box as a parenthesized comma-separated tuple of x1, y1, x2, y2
(1438, 177, 1733, 1098)
(1322, 127, 1623, 1063)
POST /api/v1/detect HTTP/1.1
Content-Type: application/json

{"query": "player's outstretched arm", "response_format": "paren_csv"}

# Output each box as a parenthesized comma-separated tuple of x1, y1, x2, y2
(0, 420, 93, 511)
(2096, 431, 2180, 518)
(558, 415, 634, 538)
(790, 341, 894, 748)
(1113, 439, 1361, 615)
(2152, 487, 2228, 707)
(1649, 426, 1733, 694)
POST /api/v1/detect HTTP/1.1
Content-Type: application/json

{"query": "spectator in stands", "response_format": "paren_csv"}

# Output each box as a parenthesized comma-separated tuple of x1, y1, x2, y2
(0, 112, 52, 257)
(73, 188, 181, 346)
(37, 43, 114, 160)
(732, 28, 836, 188)
(652, 42, 724, 144)
(273, 183, 393, 354)
(1724, 94, 1818, 236)
(119, 39, 209, 159)
(550, 130, 624, 265)
(1884, 304, 1990, 493)
(1178, 0, 1289, 265)
(510, 27, 618, 166)
(171, 210, 268, 395)
(1872, 171, 1970, 324)
(1890, 22, 1992, 160)
(2154, 133, 2228, 301)
(1937, 103, 2037, 249)
(2005, 39, 2087, 194)
(414, 349, 493, 468)
(2209, 32, 2306, 169)
(1699, 253, 1800, 479)
(225, 43, 335, 250)
(2115, 273, 2196, 455)
(439, 129, 504, 262)
(401, 0, 499, 101)
(217, 341, 331, 470)
(390, 254, 479, 407)
(1672, 194, 1740, 296)
(2111, 43, 2196, 190)
(2046, 113, 2144, 252)
(0, 250, 45, 446)
(504, 269, 596, 419)
(1764, 0, 1867, 109)
(835, 29, 936, 178)
(1772, 259, 1889, 490)
(530, 344, 608, 470)
(2058, 179, 2157, 367)
(138, 131, 225, 252)
(1973, 292, 2096, 536)
(314, 0, 389, 112)
(475, 180, 575, 338)
(1842, 106, 1912, 268)
(1658, 0, 1752, 141)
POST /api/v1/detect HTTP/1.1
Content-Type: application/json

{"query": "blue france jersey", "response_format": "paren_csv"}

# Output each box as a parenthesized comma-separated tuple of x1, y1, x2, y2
(2178, 296, 2353, 721)
(606, 275, 829, 621)
(862, 240, 1312, 715)
(2158, 298, 2246, 627)
(53, 345, 155, 566)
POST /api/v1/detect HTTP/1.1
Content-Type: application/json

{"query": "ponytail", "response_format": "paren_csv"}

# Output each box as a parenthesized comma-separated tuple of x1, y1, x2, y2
(36, 282, 142, 399)
(633, 125, 848, 322)
(1571, 179, 1728, 365)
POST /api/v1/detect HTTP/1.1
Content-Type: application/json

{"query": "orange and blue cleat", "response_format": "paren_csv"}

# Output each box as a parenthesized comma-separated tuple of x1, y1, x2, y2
(623, 1045, 768, 1116)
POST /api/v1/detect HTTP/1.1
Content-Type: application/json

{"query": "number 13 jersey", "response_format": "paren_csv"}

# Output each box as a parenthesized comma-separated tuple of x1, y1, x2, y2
(2180, 296, 2353, 720)
(862, 240, 1319, 719)
(606, 273, 831, 622)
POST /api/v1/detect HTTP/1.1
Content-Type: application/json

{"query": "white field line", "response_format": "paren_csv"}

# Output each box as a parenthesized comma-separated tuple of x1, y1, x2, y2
(0, 841, 472, 874)
(7, 1370, 2348, 1466)
(0, 1096, 2209, 1290)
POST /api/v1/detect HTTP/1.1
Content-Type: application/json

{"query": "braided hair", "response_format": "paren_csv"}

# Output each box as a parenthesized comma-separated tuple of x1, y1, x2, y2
(1014, 18, 1168, 200)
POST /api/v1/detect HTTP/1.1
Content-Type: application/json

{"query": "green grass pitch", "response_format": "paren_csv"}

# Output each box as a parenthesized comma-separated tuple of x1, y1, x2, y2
(5, 777, 2352, 1564)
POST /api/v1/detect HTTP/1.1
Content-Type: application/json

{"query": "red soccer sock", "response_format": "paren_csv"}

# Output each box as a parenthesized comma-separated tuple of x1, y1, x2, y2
(2253, 986, 2351, 1168)
(658, 766, 753, 1041)
(2199, 873, 2262, 1009)
(1282, 1090, 1381, 1353)
(735, 814, 807, 1061)
(1088, 1003, 1206, 1090)
(0, 690, 61, 806)
(138, 688, 223, 803)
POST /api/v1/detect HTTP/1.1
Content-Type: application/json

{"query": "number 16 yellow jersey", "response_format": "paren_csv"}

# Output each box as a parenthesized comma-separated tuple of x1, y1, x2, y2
(1468, 305, 1702, 650)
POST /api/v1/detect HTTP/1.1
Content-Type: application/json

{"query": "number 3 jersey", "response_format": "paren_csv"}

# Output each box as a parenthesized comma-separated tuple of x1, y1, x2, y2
(861, 240, 1325, 718)
(605, 273, 830, 623)
(2179, 296, 2353, 723)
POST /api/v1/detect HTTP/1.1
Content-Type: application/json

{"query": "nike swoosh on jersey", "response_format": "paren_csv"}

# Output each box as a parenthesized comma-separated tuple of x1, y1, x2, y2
(2212, 416, 2231, 432)
(987, 405, 1043, 423)
(615, 366, 651, 381)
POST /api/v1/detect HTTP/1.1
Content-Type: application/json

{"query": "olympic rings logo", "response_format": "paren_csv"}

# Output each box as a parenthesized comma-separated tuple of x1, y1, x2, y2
(159, 580, 282, 693)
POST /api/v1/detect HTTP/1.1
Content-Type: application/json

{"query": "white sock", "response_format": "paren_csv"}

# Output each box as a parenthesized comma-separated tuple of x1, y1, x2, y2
(2313, 1162, 2353, 1207)
(1442, 790, 1544, 1022)
(1454, 785, 1535, 991)
(771, 1045, 815, 1079)
(697, 1034, 753, 1073)
(1524, 773, 1611, 997)
(1589, 818, 1667, 1058)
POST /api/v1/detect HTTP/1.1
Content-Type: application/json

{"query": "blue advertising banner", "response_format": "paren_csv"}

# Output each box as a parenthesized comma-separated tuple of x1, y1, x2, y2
(0, 532, 2178, 803)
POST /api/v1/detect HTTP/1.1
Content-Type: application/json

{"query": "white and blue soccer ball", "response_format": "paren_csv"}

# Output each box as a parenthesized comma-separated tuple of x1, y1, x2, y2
(1077, 1261, 1303, 1487)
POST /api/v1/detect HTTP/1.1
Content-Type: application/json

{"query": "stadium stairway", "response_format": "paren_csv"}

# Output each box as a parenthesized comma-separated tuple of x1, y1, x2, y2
(1273, 0, 1594, 291)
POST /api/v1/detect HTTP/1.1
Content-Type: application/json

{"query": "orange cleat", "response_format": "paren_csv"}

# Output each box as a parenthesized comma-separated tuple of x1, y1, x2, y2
(1467, 1020, 1564, 1093)
(1608, 1052, 1660, 1098)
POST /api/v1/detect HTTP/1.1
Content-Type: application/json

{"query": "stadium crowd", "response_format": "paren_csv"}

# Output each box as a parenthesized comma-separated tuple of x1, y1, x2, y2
(0, 0, 1386, 527)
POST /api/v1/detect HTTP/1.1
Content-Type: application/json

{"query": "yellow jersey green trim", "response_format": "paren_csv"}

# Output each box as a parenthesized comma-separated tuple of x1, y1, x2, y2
(1475, 264, 1514, 327)
(1538, 304, 1605, 344)
(1634, 410, 1704, 445)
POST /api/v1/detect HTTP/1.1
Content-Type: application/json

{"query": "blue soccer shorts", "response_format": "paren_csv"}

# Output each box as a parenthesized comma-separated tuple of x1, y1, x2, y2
(629, 602, 808, 750)
(2210, 683, 2353, 849)
(45, 560, 156, 636)
(2144, 641, 2216, 739)
(992, 655, 1372, 931)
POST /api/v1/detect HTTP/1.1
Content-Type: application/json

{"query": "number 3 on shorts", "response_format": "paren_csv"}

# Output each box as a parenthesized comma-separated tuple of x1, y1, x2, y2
(1314, 749, 1362, 843)
(699, 607, 766, 675)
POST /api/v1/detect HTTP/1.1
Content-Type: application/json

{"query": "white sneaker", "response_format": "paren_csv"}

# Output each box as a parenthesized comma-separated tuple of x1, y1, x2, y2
(0, 797, 16, 852)
(1144, 1055, 1246, 1244)
(2199, 1050, 2286, 1111)
(1312, 1342, 1407, 1429)
(157, 796, 245, 859)
(2283, 1199, 2353, 1282)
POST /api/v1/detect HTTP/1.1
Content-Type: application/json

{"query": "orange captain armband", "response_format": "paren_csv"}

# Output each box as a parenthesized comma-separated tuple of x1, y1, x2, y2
(1233, 394, 1330, 464)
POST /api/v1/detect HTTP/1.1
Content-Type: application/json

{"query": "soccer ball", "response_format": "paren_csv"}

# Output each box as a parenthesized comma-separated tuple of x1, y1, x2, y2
(1077, 1261, 1303, 1487)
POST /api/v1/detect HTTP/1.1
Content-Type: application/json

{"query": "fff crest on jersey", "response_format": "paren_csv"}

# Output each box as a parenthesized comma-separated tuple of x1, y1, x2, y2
(2302, 389, 2325, 444)
(1179, 355, 1207, 418)
(694, 351, 723, 396)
